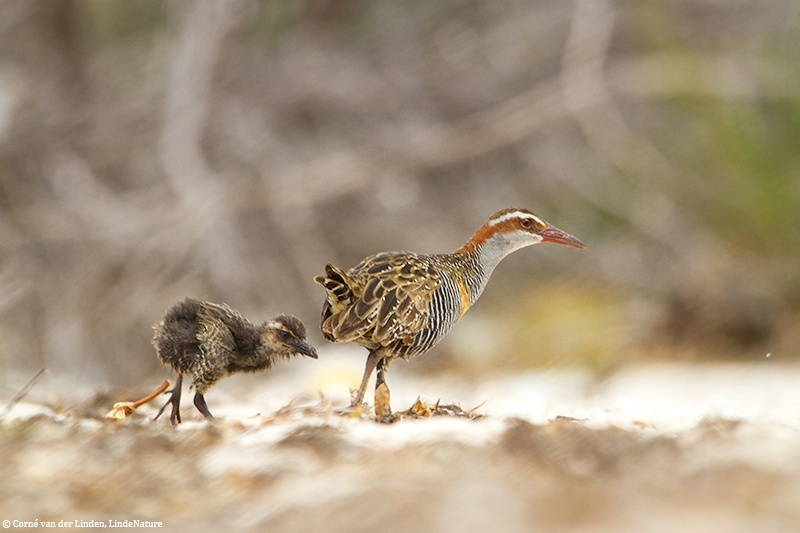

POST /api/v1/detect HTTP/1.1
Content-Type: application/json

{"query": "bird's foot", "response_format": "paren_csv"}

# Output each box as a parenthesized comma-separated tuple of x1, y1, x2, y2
(193, 392, 214, 420)
(348, 383, 371, 408)
(154, 375, 182, 425)
(154, 394, 181, 425)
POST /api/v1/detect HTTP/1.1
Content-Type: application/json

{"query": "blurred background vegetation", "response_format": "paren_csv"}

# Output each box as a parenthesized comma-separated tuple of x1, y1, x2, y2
(0, 0, 798, 392)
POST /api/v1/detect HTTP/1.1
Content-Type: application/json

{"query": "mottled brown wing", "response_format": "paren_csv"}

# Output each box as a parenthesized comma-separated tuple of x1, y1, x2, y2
(322, 253, 439, 347)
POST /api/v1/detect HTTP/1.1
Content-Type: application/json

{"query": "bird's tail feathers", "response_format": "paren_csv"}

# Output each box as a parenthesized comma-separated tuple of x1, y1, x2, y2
(314, 263, 354, 313)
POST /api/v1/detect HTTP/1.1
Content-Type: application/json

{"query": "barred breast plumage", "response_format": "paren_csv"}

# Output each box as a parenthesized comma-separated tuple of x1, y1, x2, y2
(318, 252, 472, 358)
(315, 208, 586, 417)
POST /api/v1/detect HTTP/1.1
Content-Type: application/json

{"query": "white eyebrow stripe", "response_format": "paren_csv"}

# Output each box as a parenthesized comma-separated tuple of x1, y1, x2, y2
(488, 211, 545, 227)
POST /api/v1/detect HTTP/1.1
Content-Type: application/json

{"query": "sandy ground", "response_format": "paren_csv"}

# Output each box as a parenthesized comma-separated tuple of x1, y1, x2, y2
(2, 350, 800, 532)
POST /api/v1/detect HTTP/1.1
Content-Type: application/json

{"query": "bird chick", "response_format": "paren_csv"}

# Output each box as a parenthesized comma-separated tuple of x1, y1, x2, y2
(314, 208, 585, 417)
(153, 297, 318, 425)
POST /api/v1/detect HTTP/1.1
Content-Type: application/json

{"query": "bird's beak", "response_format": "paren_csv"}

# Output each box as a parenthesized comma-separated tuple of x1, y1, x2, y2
(538, 225, 586, 249)
(292, 340, 319, 359)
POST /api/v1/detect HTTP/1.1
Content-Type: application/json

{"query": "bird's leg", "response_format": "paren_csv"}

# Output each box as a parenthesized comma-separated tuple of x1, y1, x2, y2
(375, 356, 388, 389)
(154, 374, 183, 425)
(374, 357, 392, 420)
(351, 349, 383, 407)
(193, 392, 214, 420)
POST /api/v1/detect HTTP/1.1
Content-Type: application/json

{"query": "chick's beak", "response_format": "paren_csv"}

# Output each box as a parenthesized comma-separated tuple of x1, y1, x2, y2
(292, 340, 318, 359)
(538, 225, 586, 249)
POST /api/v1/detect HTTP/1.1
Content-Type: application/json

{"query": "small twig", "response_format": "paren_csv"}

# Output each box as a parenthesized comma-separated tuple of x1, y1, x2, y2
(132, 380, 171, 409)
(466, 400, 487, 416)
(275, 396, 301, 418)
(105, 380, 171, 420)
(0, 368, 47, 421)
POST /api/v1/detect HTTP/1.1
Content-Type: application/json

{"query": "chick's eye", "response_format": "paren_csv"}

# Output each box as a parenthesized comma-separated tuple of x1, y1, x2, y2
(521, 218, 533, 228)
(279, 330, 290, 340)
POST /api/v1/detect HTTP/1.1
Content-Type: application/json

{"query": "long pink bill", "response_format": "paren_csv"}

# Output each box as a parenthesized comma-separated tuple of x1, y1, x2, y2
(538, 226, 586, 249)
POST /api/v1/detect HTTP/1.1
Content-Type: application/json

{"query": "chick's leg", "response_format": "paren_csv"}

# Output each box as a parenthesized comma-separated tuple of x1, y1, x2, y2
(193, 392, 214, 419)
(154, 373, 183, 425)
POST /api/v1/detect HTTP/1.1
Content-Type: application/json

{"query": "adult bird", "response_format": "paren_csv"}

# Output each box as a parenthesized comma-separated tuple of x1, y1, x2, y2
(314, 208, 585, 417)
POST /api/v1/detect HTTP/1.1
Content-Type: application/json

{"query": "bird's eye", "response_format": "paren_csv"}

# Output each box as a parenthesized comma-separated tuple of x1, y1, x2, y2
(279, 330, 290, 340)
(521, 218, 533, 228)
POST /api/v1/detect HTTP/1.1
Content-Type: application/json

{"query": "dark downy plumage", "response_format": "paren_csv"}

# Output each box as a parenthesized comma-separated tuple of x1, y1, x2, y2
(315, 208, 585, 416)
(153, 297, 318, 425)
